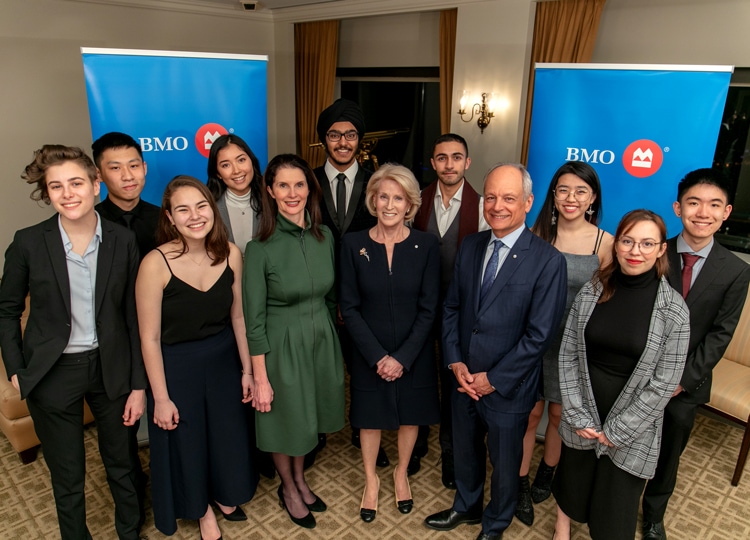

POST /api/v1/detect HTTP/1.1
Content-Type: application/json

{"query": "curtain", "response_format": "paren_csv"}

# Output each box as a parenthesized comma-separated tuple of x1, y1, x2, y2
(439, 9, 458, 135)
(294, 20, 339, 167)
(520, 0, 606, 164)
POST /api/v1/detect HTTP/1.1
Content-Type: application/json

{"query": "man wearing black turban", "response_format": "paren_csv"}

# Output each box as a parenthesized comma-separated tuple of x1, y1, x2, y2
(305, 99, 389, 470)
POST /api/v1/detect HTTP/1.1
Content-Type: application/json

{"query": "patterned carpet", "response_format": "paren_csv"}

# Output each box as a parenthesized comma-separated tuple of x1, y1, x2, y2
(0, 411, 748, 539)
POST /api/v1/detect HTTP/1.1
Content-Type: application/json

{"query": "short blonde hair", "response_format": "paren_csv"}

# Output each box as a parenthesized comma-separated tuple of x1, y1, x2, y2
(365, 163, 422, 223)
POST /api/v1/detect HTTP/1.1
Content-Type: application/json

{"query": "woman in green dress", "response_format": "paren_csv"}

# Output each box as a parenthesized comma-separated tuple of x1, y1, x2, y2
(243, 153, 345, 530)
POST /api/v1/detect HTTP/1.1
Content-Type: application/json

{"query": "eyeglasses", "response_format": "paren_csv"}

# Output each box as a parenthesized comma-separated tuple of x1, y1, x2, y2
(326, 130, 358, 142)
(617, 237, 661, 254)
(553, 186, 592, 201)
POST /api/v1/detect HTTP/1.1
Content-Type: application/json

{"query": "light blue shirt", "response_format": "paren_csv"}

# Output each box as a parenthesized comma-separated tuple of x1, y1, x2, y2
(58, 214, 102, 353)
(482, 223, 526, 282)
(676, 233, 712, 288)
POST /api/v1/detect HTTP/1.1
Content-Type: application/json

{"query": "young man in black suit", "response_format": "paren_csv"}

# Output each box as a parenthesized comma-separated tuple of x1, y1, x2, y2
(92, 132, 160, 261)
(92, 131, 157, 527)
(0, 145, 147, 540)
(306, 99, 387, 468)
(641, 168, 750, 540)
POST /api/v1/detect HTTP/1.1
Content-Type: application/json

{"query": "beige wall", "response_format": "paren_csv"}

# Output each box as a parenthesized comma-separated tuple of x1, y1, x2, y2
(451, 0, 535, 189)
(339, 11, 440, 68)
(0, 0, 275, 252)
(594, 0, 750, 66)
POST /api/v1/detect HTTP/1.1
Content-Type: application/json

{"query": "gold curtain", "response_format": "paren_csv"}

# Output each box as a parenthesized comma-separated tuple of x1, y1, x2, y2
(439, 9, 458, 135)
(294, 20, 340, 167)
(520, 0, 606, 164)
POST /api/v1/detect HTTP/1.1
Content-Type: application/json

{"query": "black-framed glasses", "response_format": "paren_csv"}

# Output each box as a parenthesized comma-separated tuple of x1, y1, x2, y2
(617, 237, 661, 254)
(553, 186, 592, 201)
(326, 130, 358, 142)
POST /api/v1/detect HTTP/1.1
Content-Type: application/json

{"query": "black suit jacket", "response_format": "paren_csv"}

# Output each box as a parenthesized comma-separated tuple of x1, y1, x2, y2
(0, 215, 147, 400)
(667, 236, 750, 403)
(314, 164, 376, 261)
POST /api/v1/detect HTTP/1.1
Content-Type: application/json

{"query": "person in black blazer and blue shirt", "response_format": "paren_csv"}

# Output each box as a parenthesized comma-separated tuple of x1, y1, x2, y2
(425, 163, 567, 540)
(552, 210, 690, 540)
(0, 145, 146, 540)
(641, 169, 750, 540)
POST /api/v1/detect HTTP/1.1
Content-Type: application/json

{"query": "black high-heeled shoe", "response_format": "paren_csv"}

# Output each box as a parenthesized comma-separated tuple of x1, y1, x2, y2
(305, 491, 327, 512)
(211, 502, 247, 521)
(393, 469, 413, 514)
(277, 484, 316, 529)
(359, 477, 379, 523)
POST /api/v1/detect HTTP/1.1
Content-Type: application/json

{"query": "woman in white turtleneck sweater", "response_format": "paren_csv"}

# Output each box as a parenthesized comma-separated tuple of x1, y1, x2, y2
(207, 134, 263, 255)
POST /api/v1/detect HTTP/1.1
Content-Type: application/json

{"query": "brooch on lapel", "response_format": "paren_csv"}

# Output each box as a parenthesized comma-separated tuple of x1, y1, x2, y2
(359, 248, 370, 262)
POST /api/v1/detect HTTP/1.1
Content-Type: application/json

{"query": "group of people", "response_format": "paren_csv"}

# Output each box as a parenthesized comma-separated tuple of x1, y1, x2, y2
(0, 97, 748, 540)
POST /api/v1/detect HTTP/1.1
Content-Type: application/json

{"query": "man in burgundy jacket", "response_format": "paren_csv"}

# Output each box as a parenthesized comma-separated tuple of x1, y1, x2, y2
(410, 133, 488, 487)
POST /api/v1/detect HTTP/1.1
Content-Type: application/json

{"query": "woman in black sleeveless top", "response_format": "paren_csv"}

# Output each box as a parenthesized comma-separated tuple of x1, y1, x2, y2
(136, 176, 257, 540)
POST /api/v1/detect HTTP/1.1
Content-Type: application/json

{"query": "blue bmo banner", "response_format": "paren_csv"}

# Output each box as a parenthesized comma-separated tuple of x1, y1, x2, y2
(526, 64, 732, 236)
(81, 48, 268, 206)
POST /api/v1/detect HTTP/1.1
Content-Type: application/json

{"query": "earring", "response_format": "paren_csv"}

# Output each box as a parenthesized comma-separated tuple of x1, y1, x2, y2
(586, 205, 595, 221)
(551, 207, 557, 226)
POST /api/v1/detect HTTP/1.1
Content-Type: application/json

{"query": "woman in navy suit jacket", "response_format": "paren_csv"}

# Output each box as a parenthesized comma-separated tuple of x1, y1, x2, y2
(339, 164, 440, 523)
(553, 210, 689, 540)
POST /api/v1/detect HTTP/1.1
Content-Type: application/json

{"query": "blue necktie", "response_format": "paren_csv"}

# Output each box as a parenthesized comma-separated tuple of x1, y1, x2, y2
(480, 239, 502, 302)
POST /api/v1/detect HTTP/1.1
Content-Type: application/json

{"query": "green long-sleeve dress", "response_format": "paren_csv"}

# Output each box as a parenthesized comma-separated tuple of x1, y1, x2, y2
(243, 211, 345, 456)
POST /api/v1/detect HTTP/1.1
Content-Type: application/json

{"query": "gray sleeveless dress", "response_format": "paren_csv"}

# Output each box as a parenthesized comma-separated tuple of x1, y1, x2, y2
(541, 230, 604, 403)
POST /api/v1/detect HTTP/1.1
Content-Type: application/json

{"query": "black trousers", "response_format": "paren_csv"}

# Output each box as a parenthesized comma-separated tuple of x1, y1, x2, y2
(642, 395, 698, 522)
(553, 445, 646, 540)
(26, 349, 141, 540)
(452, 391, 528, 535)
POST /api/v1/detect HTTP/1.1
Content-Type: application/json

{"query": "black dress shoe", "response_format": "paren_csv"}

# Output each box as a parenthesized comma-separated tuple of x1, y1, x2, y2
(277, 484, 316, 529)
(514, 475, 534, 526)
(407, 454, 421, 476)
(376, 446, 390, 468)
(212, 503, 247, 521)
(441, 451, 456, 489)
(424, 508, 482, 531)
(305, 492, 327, 512)
(476, 532, 503, 540)
(642, 521, 668, 540)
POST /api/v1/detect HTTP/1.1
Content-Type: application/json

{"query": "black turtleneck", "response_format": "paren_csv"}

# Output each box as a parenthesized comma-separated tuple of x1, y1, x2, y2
(584, 267, 660, 420)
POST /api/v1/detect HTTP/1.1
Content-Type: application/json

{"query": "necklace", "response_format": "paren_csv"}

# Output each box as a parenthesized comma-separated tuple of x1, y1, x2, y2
(185, 251, 209, 266)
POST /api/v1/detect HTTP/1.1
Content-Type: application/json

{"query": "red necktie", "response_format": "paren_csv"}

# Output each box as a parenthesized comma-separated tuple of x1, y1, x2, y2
(681, 253, 700, 299)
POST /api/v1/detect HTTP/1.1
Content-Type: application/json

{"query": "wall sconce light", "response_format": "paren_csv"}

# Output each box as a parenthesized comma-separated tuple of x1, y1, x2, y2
(458, 91, 495, 134)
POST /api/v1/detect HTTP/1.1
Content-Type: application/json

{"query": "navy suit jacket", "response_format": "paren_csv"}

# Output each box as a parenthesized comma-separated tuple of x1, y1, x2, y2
(666, 236, 750, 404)
(443, 227, 568, 413)
(0, 215, 147, 400)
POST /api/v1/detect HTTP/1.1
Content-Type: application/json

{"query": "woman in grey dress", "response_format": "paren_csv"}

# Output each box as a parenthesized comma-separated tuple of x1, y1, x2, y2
(514, 162, 614, 526)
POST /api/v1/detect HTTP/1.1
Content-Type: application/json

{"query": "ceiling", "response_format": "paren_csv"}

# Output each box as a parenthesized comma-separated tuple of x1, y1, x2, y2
(169, 0, 342, 10)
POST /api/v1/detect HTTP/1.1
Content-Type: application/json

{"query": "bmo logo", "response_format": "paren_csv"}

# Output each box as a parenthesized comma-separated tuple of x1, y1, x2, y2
(622, 139, 663, 178)
(195, 123, 229, 158)
(139, 136, 189, 152)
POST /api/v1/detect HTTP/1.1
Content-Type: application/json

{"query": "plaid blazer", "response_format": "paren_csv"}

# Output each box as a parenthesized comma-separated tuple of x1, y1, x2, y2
(558, 275, 690, 479)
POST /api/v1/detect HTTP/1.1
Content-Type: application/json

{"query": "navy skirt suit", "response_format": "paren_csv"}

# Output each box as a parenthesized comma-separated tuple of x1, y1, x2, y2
(339, 228, 441, 430)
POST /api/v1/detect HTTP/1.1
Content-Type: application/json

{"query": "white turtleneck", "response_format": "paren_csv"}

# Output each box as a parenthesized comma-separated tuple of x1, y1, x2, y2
(224, 189, 255, 255)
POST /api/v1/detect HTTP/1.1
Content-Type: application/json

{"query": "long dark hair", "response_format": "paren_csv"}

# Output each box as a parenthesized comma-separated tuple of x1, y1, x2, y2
(206, 134, 263, 213)
(532, 161, 604, 244)
(157, 175, 229, 265)
(594, 209, 669, 303)
(257, 154, 324, 242)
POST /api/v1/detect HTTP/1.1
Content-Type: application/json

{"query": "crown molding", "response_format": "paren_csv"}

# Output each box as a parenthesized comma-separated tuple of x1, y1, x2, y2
(60, 0, 497, 23)
(62, 0, 275, 22)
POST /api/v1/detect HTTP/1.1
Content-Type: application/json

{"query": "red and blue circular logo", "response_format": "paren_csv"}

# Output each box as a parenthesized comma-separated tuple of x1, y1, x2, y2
(622, 139, 663, 178)
(195, 123, 229, 158)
